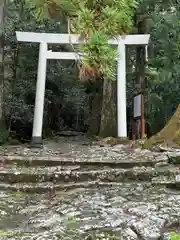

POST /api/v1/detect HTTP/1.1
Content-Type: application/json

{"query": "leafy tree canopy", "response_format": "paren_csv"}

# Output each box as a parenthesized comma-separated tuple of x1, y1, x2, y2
(28, 0, 138, 80)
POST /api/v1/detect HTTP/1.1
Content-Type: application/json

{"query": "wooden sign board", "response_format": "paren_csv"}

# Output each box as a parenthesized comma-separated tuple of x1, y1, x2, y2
(133, 94, 142, 118)
(132, 94, 145, 139)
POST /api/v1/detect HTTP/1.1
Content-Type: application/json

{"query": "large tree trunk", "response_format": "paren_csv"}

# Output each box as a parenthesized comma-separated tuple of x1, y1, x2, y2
(135, 14, 147, 89)
(98, 79, 117, 137)
(87, 78, 117, 138)
(87, 79, 103, 136)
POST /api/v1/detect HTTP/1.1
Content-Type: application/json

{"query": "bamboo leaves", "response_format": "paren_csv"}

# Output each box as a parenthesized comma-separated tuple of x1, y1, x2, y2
(30, 0, 138, 80)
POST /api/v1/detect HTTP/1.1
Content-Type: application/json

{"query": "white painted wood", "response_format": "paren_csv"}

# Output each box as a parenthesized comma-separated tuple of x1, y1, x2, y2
(115, 35, 150, 45)
(32, 42, 47, 139)
(16, 31, 150, 45)
(46, 51, 118, 60)
(46, 51, 81, 60)
(117, 42, 127, 138)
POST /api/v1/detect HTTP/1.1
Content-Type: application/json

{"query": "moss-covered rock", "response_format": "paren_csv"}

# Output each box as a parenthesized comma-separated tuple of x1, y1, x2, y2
(143, 105, 180, 149)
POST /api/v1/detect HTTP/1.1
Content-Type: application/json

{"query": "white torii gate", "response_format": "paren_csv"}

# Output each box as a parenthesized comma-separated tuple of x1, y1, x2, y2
(16, 31, 150, 144)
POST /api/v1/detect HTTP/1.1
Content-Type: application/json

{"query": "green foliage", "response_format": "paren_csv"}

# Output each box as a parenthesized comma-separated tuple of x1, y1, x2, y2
(144, 5, 180, 135)
(170, 232, 180, 240)
(30, 0, 138, 80)
(0, 231, 9, 237)
(80, 32, 117, 80)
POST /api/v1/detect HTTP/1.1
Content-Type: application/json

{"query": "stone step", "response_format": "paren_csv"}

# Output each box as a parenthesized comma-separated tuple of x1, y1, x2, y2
(0, 177, 178, 194)
(0, 181, 153, 194)
(0, 164, 82, 173)
(0, 154, 167, 168)
(0, 167, 152, 183)
(0, 165, 179, 184)
(152, 175, 180, 189)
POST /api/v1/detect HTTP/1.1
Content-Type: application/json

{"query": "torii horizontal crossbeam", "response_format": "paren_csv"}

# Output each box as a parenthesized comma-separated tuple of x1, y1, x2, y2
(16, 31, 150, 45)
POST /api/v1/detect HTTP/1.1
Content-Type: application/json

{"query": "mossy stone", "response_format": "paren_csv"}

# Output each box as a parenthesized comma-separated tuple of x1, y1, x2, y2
(143, 105, 180, 149)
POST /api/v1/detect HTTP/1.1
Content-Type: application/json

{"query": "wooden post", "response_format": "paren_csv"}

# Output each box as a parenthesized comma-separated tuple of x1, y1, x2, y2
(134, 14, 147, 139)
(141, 94, 145, 137)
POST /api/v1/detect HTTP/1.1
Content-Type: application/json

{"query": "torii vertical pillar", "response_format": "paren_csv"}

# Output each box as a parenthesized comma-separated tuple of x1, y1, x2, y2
(117, 42, 127, 138)
(32, 42, 47, 145)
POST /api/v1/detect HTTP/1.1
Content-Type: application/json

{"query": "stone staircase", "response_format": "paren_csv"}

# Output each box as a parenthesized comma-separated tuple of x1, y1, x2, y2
(0, 140, 180, 240)
(0, 150, 179, 193)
